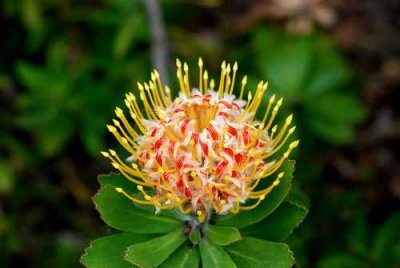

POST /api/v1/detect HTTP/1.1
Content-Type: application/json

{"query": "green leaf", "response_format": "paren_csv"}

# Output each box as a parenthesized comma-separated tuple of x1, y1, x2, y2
(306, 38, 352, 97)
(125, 228, 187, 267)
(305, 94, 367, 125)
(317, 254, 365, 268)
(347, 210, 369, 257)
(35, 120, 74, 157)
(81, 232, 149, 268)
(371, 212, 400, 262)
(307, 117, 354, 144)
(94, 185, 181, 234)
(205, 225, 242, 245)
(113, 11, 147, 58)
(81, 125, 105, 157)
(160, 245, 200, 268)
(254, 30, 312, 97)
(215, 161, 294, 228)
(189, 228, 202, 245)
(241, 201, 308, 241)
(21, 0, 45, 47)
(304, 93, 367, 144)
(285, 187, 310, 209)
(199, 239, 237, 268)
(16, 62, 70, 96)
(225, 237, 294, 268)
(0, 160, 16, 194)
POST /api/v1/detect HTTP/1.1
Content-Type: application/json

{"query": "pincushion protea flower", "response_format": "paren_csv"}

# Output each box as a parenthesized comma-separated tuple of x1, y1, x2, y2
(102, 58, 298, 224)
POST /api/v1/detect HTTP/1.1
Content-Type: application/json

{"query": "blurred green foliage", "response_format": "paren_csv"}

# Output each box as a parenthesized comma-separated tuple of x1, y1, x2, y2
(9, 0, 151, 157)
(252, 27, 366, 145)
(0, 0, 398, 267)
(318, 211, 400, 268)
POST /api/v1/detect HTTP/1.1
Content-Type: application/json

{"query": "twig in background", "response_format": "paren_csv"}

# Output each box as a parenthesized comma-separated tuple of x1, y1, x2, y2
(144, 0, 169, 84)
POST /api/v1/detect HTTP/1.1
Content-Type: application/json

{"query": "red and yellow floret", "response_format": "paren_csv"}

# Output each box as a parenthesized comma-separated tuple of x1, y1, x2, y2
(102, 58, 298, 223)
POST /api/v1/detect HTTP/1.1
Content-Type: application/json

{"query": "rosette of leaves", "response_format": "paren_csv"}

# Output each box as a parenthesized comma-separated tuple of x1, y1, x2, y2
(81, 161, 308, 267)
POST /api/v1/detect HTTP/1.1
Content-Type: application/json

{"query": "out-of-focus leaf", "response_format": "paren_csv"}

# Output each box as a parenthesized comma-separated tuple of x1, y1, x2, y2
(55, 234, 85, 268)
(98, 173, 135, 190)
(94, 185, 181, 234)
(169, 28, 222, 60)
(20, 0, 44, 48)
(125, 228, 186, 267)
(306, 94, 367, 125)
(16, 62, 70, 96)
(81, 125, 105, 157)
(34, 120, 74, 157)
(199, 239, 236, 268)
(0, 134, 38, 166)
(225, 237, 294, 268)
(0, 73, 13, 88)
(81, 232, 149, 268)
(254, 29, 312, 97)
(317, 254, 365, 268)
(307, 116, 354, 144)
(78, 80, 119, 156)
(252, 27, 366, 147)
(347, 210, 369, 257)
(215, 161, 294, 228)
(2, 0, 19, 16)
(304, 93, 367, 144)
(160, 244, 200, 268)
(0, 160, 15, 194)
(46, 40, 68, 71)
(306, 38, 352, 97)
(205, 225, 242, 245)
(113, 11, 147, 58)
(371, 212, 400, 263)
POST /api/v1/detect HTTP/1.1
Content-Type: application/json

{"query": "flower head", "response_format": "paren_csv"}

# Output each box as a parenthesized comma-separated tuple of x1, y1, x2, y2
(102, 58, 298, 223)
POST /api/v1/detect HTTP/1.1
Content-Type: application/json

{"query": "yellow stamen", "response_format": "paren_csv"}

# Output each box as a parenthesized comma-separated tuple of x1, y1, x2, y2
(224, 63, 231, 94)
(165, 86, 172, 103)
(115, 107, 139, 139)
(210, 79, 215, 90)
(203, 70, 209, 93)
(240, 195, 264, 210)
(153, 70, 169, 107)
(239, 75, 247, 99)
(229, 62, 238, 95)
(176, 59, 188, 97)
(262, 141, 299, 176)
(248, 172, 284, 197)
(198, 57, 203, 93)
(260, 94, 276, 129)
(115, 188, 153, 205)
(228, 198, 241, 213)
(265, 98, 283, 131)
(218, 61, 226, 97)
(112, 119, 138, 147)
(183, 62, 191, 97)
